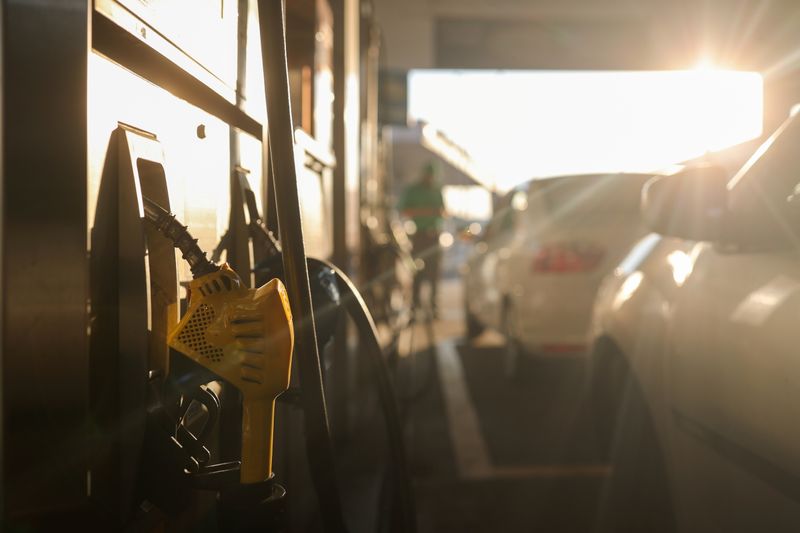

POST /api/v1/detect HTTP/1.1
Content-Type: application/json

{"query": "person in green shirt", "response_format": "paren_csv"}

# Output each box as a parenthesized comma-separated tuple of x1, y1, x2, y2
(398, 162, 446, 317)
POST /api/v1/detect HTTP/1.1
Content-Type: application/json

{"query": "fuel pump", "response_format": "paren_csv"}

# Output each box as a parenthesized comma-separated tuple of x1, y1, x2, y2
(214, 168, 416, 533)
(90, 124, 298, 531)
(143, 196, 294, 485)
(140, 195, 297, 530)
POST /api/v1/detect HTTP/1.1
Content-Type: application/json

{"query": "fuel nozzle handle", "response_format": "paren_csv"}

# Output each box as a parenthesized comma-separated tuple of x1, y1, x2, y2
(143, 195, 294, 483)
(142, 196, 218, 278)
(168, 266, 295, 483)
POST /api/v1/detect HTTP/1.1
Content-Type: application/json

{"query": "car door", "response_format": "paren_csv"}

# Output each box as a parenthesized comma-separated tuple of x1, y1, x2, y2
(667, 116, 800, 531)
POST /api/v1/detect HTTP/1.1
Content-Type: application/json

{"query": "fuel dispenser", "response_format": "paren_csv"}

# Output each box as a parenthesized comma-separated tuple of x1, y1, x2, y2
(5, 0, 417, 529)
(90, 124, 295, 531)
(143, 195, 295, 530)
(212, 165, 416, 533)
(87, 103, 415, 533)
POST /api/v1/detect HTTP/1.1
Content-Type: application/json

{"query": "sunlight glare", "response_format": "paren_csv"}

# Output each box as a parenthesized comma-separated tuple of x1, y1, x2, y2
(613, 271, 644, 310)
(409, 70, 763, 192)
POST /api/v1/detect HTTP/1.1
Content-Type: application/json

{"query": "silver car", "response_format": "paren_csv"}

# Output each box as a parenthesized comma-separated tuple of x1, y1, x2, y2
(588, 111, 800, 531)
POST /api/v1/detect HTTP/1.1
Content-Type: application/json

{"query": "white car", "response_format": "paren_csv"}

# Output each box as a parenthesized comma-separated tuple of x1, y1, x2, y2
(588, 112, 800, 532)
(463, 173, 652, 374)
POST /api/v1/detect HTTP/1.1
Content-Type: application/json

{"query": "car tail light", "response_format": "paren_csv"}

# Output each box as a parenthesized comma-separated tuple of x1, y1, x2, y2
(531, 242, 605, 273)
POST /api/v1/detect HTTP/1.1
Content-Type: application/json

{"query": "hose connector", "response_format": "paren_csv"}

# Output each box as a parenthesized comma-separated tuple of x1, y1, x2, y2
(142, 196, 218, 278)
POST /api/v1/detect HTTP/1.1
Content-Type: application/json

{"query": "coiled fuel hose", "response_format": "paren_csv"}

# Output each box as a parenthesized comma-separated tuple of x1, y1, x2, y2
(308, 258, 417, 533)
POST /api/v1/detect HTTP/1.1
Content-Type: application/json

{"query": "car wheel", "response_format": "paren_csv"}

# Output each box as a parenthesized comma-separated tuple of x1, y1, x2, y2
(590, 341, 628, 458)
(465, 307, 484, 340)
(593, 351, 675, 533)
(501, 302, 525, 380)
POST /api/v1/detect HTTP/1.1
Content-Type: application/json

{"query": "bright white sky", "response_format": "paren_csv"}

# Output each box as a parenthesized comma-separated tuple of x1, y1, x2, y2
(408, 69, 763, 192)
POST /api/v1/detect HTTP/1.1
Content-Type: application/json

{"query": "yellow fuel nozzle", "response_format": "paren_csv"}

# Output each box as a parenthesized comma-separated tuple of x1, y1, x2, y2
(168, 264, 294, 484)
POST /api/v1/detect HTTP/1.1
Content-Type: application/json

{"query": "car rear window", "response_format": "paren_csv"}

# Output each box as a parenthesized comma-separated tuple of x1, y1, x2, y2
(528, 174, 649, 223)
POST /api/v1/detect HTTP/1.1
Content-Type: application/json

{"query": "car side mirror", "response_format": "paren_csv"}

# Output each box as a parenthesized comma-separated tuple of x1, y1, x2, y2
(642, 165, 728, 241)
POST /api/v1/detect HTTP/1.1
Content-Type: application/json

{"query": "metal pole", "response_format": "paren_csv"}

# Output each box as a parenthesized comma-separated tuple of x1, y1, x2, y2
(329, 0, 350, 445)
(331, 0, 347, 269)
(257, 2, 348, 531)
(219, 0, 251, 465)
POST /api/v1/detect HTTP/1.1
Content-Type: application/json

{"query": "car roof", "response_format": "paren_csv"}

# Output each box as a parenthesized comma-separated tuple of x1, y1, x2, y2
(507, 172, 655, 195)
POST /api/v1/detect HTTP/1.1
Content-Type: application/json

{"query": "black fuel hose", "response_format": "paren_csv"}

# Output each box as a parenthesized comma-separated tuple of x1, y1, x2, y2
(306, 258, 417, 533)
(252, 249, 416, 532)
(142, 196, 218, 278)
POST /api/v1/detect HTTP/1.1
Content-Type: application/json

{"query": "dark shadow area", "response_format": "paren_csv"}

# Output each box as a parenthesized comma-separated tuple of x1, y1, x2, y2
(407, 341, 610, 532)
(458, 345, 603, 467)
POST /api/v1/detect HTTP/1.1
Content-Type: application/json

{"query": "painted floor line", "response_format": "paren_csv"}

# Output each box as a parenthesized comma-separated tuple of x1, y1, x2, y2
(435, 339, 493, 479)
(489, 464, 612, 479)
(435, 339, 611, 481)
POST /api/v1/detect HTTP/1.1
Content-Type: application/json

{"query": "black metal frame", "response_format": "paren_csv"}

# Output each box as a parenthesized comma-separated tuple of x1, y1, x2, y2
(258, 1, 349, 531)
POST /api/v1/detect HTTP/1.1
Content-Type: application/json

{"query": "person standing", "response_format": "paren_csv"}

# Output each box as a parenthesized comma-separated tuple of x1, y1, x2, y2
(399, 162, 446, 317)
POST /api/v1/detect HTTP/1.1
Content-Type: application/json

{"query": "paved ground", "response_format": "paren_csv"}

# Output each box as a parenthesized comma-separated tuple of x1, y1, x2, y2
(401, 279, 612, 533)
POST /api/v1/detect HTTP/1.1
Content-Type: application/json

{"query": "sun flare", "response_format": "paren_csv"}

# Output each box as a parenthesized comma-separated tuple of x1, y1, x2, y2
(409, 69, 763, 192)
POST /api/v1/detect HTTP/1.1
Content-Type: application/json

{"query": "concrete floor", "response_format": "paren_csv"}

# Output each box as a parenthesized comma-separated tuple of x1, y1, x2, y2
(400, 279, 612, 533)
